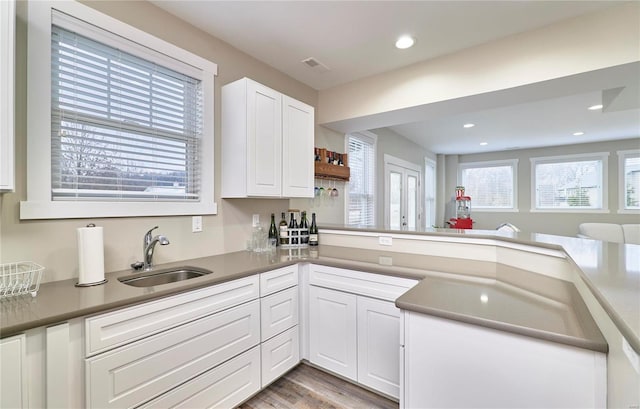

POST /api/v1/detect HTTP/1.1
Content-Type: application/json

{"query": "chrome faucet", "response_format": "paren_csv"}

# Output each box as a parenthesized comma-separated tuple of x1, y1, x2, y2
(142, 226, 170, 271)
(496, 222, 521, 233)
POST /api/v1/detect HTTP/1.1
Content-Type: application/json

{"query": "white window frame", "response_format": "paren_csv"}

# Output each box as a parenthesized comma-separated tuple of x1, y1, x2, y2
(21, 1, 217, 219)
(618, 149, 640, 214)
(457, 159, 518, 212)
(425, 157, 437, 228)
(530, 152, 609, 213)
(345, 131, 377, 227)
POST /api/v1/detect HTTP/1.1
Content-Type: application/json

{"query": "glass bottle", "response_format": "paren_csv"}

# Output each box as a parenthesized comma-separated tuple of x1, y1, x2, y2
(300, 211, 309, 244)
(309, 213, 319, 246)
(279, 212, 288, 245)
(268, 213, 278, 244)
(289, 212, 298, 244)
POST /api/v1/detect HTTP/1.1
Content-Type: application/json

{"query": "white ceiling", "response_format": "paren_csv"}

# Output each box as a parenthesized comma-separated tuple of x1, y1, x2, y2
(151, 1, 639, 154)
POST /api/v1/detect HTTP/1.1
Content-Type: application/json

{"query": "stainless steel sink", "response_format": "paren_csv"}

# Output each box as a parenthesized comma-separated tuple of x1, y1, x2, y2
(119, 266, 213, 287)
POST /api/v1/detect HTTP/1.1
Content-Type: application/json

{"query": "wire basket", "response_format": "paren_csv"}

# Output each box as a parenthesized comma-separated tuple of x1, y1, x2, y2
(1, 262, 45, 298)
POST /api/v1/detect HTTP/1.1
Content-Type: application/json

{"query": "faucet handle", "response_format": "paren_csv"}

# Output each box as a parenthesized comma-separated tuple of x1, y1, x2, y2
(144, 225, 159, 238)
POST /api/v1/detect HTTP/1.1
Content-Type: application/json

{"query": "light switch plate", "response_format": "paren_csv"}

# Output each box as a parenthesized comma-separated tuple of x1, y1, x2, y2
(192, 216, 203, 233)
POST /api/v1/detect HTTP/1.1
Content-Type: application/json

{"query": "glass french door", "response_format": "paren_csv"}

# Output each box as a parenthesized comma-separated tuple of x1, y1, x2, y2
(387, 163, 420, 231)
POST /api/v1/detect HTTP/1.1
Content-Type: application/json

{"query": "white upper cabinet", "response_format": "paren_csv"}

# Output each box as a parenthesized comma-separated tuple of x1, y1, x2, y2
(0, 0, 15, 192)
(222, 78, 314, 198)
(282, 95, 314, 197)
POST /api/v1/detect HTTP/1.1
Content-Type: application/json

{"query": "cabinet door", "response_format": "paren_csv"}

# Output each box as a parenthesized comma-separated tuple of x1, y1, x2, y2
(0, 334, 27, 409)
(357, 297, 401, 399)
(309, 286, 357, 380)
(282, 95, 314, 198)
(246, 79, 282, 196)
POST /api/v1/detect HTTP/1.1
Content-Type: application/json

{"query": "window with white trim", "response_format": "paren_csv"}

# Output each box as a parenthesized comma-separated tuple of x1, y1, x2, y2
(531, 153, 608, 211)
(619, 149, 640, 211)
(425, 158, 436, 227)
(347, 132, 376, 226)
(21, 1, 217, 219)
(458, 159, 517, 210)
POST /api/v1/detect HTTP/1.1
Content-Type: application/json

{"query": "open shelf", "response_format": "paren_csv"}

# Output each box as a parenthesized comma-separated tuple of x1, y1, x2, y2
(314, 148, 350, 181)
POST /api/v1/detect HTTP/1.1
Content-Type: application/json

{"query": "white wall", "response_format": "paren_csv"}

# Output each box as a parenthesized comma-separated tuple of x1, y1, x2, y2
(290, 126, 347, 225)
(372, 128, 435, 227)
(1, 0, 318, 282)
(318, 2, 640, 128)
(443, 138, 640, 236)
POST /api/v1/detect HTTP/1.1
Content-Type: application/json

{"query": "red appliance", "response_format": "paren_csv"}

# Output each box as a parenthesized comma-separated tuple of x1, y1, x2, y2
(449, 186, 473, 229)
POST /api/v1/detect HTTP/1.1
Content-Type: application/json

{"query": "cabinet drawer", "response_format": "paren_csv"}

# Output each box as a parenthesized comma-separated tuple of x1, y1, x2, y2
(309, 264, 417, 301)
(260, 265, 298, 296)
(261, 326, 300, 387)
(139, 346, 261, 409)
(261, 286, 298, 341)
(85, 275, 259, 356)
(86, 300, 260, 409)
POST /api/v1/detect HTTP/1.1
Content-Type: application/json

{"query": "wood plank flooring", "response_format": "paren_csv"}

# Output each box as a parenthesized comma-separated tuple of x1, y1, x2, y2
(238, 364, 398, 409)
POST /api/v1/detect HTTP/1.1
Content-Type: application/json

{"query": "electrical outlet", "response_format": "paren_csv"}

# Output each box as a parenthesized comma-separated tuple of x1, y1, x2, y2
(192, 216, 203, 233)
(379, 236, 393, 246)
(378, 256, 393, 266)
(252, 214, 260, 227)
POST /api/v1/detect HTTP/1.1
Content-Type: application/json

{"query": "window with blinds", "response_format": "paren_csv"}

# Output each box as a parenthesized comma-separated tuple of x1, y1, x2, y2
(347, 133, 376, 226)
(619, 150, 640, 210)
(459, 160, 517, 209)
(50, 24, 202, 201)
(532, 154, 607, 210)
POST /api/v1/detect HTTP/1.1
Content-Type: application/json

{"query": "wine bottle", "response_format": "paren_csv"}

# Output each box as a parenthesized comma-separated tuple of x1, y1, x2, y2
(279, 212, 288, 245)
(300, 211, 309, 244)
(289, 212, 298, 244)
(309, 213, 319, 246)
(268, 213, 278, 244)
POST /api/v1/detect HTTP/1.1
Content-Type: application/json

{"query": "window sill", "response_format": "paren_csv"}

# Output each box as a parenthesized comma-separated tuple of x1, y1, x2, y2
(617, 209, 640, 214)
(529, 208, 610, 214)
(472, 208, 519, 213)
(19, 200, 217, 220)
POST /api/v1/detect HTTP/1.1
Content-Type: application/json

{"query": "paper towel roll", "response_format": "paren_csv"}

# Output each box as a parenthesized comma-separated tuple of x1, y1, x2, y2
(77, 225, 106, 286)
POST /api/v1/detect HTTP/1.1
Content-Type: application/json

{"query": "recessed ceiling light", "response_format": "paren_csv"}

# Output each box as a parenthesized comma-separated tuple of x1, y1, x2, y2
(463, 123, 475, 128)
(395, 35, 415, 49)
(573, 131, 585, 136)
(479, 142, 488, 146)
(588, 104, 603, 110)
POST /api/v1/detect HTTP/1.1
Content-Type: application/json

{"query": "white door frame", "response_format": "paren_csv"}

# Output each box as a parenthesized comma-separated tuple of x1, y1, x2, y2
(384, 154, 422, 230)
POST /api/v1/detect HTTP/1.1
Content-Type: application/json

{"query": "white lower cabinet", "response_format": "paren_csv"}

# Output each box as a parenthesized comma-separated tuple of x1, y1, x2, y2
(86, 300, 261, 408)
(402, 312, 607, 409)
(0, 334, 27, 408)
(307, 264, 417, 401)
(357, 296, 402, 398)
(140, 346, 262, 409)
(309, 285, 358, 380)
(259, 268, 301, 388)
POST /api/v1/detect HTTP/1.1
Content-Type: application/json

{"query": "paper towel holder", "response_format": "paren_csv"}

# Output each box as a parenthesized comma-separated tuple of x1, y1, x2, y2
(75, 223, 108, 287)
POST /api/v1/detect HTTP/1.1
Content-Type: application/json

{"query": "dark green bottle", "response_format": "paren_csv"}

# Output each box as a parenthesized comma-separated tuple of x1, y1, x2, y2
(268, 213, 278, 244)
(309, 213, 319, 246)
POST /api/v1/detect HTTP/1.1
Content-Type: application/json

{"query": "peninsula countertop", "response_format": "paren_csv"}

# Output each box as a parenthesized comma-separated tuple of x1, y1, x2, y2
(1, 240, 608, 354)
(322, 225, 640, 353)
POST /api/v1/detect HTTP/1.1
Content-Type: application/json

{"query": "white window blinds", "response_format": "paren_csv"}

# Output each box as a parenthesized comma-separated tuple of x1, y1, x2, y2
(621, 151, 640, 210)
(459, 160, 516, 209)
(533, 156, 604, 210)
(50, 22, 202, 201)
(347, 134, 376, 226)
